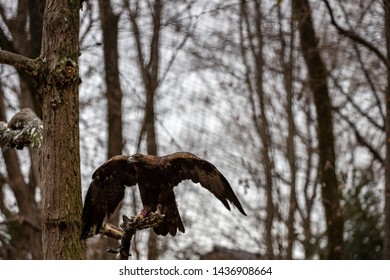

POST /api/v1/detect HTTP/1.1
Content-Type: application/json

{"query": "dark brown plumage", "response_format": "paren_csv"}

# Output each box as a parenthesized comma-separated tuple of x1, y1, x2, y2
(80, 152, 246, 239)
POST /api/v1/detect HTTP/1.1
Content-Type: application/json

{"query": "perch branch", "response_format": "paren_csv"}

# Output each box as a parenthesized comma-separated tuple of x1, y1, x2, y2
(100, 209, 165, 260)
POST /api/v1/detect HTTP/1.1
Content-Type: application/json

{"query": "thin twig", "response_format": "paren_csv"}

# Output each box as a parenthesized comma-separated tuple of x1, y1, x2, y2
(322, 0, 389, 69)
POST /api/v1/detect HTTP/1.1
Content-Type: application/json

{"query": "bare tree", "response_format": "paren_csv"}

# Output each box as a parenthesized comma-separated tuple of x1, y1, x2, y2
(384, 0, 390, 260)
(86, 0, 125, 260)
(0, 0, 85, 259)
(181, 0, 386, 260)
(124, 0, 162, 259)
(292, 0, 343, 259)
(39, 0, 84, 260)
(0, 90, 42, 259)
(123, 0, 194, 259)
(319, 0, 387, 260)
(239, 0, 276, 259)
(185, 0, 324, 259)
(0, 0, 45, 259)
(276, 2, 298, 259)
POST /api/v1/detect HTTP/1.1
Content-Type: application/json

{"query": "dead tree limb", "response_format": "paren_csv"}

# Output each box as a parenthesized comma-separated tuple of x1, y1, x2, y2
(101, 210, 165, 260)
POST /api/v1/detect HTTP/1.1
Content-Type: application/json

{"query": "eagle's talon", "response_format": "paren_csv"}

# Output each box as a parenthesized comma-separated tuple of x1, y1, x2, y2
(134, 208, 150, 222)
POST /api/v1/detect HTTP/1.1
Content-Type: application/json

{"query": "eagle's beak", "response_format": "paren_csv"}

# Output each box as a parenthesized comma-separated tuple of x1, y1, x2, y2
(127, 156, 138, 164)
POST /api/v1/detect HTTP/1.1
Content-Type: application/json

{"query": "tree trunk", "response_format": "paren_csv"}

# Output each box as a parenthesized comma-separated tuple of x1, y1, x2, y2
(127, 0, 162, 260)
(0, 0, 45, 259)
(99, 0, 123, 159)
(277, 3, 297, 259)
(94, 0, 124, 259)
(292, 0, 343, 259)
(144, 0, 160, 256)
(384, 0, 390, 260)
(39, 0, 85, 259)
(239, 0, 276, 259)
(0, 91, 42, 259)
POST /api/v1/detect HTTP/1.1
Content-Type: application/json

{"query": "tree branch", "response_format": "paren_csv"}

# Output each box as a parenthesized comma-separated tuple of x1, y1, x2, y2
(99, 210, 165, 260)
(334, 109, 385, 165)
(322, 0, 389, 69)
(0, 50, 41, 76)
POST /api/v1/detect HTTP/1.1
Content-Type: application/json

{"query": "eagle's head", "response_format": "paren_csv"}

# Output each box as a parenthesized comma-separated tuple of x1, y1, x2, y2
(127, 153, 145, 164)
(128, 153, 160, 166)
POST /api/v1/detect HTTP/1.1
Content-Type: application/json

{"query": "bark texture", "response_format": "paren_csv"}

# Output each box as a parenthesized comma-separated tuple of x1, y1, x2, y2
(39, 0, 85, 259)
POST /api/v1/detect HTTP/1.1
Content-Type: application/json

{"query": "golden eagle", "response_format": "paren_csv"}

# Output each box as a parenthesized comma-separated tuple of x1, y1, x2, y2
(80, 152, 246, 239)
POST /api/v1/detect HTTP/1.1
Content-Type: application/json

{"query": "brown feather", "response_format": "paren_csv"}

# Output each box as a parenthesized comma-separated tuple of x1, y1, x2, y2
(162, 152, 247, 215)
(80, 155, 137, 239)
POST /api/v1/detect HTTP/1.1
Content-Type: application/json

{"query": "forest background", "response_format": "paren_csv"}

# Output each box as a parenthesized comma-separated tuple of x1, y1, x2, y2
(0, 0, 388, 260)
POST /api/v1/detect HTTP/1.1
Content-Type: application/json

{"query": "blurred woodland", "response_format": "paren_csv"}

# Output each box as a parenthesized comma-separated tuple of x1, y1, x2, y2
(0, 0, 388, 260)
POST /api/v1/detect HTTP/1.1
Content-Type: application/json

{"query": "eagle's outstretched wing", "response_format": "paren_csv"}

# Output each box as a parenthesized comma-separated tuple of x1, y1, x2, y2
(163, 152, 247, 216)
(80, 155, 137, 239)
